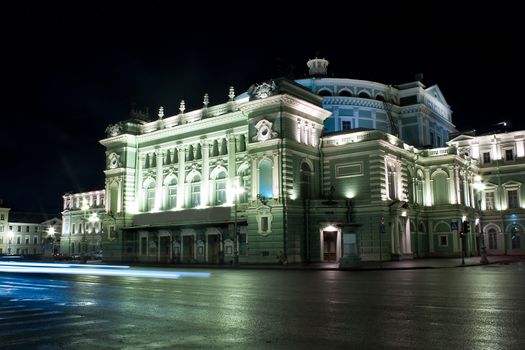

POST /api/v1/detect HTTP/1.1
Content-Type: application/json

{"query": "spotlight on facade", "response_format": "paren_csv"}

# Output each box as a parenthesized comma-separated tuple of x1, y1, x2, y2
(462, 215, 467, 222)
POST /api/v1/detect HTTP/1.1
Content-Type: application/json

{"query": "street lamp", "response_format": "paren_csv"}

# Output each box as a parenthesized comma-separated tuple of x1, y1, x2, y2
(81, 198, 90, 259)
(88, 212, 100, 255)
(233, 185, 245, 265)
(473, 176, 489, 264)
(47, 226, 56, 258)
(7, 230, 14, 255)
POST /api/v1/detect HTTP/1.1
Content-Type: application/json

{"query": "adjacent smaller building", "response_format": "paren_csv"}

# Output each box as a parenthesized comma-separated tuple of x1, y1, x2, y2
(60, 190, 105, 257)
(0, 201, 61, 257)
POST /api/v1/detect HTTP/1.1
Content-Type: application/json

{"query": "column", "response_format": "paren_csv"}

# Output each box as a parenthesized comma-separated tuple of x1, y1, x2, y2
(272, 151, 280, 199)
(137, 153, 145, 212)
(455, 167, 461, 205)
(117, 179, 122, 213)
(468, 176, 475, 208)
(155, 148, 163, 210)
(424, 169, 432, 206)
(448, 165, 457, 204)
(228, 133, 236, 198)
(251, 156, 258, 201)
(177, 145, 186, 208)
(201, 138, 210, 206)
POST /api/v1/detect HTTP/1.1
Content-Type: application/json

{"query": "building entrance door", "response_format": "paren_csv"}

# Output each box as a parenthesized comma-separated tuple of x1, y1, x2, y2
(159, 236, 170, 262)
(182, 235, 194, 262)
(323, 231, 337, 261)
(207, 235, 220, 263)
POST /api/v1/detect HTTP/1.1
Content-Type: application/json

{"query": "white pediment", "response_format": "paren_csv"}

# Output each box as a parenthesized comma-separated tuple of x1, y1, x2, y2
(426, 85, 449, 106)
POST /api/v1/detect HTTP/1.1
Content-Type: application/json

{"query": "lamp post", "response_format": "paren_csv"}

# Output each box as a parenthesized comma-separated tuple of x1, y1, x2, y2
(7, 230, 14, 255)
(473, 176, 489, 264)
(233, 185, 245, 265)
(81, 198, 90, 260)
(47, 226, 56, 258)
(88, 212, 100, 256)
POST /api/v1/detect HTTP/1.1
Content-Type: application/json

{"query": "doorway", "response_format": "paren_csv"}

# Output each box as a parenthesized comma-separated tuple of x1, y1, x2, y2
(323, 231, 337, 261)
(207, 234, 221, 263)
(182, 235, 195, 262)
(159, 236, 171, 262)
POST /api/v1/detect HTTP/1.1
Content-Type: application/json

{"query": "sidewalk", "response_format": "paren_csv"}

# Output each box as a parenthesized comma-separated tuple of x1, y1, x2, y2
(127, 255, 525, 271)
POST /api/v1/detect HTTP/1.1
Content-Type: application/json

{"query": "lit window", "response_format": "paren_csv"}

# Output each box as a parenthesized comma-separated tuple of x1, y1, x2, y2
(508, 190, 519, 209)
(505, 149, 514, 161)
(485, 192, 495, 210)
(483, 152, 491, 164)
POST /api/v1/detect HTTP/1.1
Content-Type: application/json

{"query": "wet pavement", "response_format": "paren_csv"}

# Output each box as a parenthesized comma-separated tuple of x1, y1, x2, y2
(1, 259, 524, 349)
(130, 255, 525, 271)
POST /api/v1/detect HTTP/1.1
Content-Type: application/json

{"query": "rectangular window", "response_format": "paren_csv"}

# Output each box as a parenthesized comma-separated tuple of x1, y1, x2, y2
(0, 214, 4, 220)
(34, 236, 38, 244)
(26, 226, 29, 232)
(505, 149, 514, 161)
(485, 192, 496, 210)
(215, 181, 226, 205)
(261, 217, 269, 232)
(508, 190, 519, 209)
(437, 136, 441, 146)
(17, 226, 21, 232)
(483, 152, 491, 164)
(341, 120, 351, 130)
(72, 224, 76, 234)
(25, 237, 29, 245)
(439, 235, 448, 246)
(430, 132, 434, 146)
(0, 225, 3, 232)
(16, 236, 21, 244)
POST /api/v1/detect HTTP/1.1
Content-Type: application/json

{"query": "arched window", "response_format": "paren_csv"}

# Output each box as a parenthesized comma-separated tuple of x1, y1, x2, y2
(433, 172, 449, 205)
(511, 226, 521, 249)
(166, 177, 177, 209)
(189, 175, 201, 208)
(214, 171, 227, 205)
(317, 89, 332, 96)
(300, 162, 312, 199)
(109, 182, 118, 215)
(358, 91, 370, 99)
(376, 94, 385, 101)
(259, 159, 273, 199)
(387, 163, 396, 200)
(339, 90, 352, 97)
(144, 180, 156, 212)
(488, 228, 498, 249)
(239, 168, 249, 203)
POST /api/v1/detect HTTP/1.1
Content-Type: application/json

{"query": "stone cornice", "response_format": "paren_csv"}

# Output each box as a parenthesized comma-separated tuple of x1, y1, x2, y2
(136, 111, 246, 144)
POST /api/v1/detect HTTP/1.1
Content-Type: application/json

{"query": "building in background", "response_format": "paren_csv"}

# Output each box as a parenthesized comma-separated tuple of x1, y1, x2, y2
(60, 190, 105, 258)
(63, 58, 525, 264)
(0, 202, 61, 257)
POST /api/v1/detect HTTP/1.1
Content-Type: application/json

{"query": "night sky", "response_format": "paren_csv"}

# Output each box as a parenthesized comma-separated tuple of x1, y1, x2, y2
(1, 1, 523, 215)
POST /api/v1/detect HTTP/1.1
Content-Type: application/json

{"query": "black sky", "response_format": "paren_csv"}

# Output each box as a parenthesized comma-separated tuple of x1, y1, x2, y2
(1, 1, 523, 214)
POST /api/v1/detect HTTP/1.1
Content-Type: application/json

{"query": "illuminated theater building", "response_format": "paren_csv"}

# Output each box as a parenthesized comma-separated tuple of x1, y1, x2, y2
(98, 59, 524, 264)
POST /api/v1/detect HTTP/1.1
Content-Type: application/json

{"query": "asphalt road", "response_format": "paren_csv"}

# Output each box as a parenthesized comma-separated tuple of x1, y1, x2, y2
(1, 263, 524, 349)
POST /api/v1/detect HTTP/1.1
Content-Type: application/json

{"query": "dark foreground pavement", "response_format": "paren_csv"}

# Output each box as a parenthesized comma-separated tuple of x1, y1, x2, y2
(1, 259, 524, 349)
(128, 255, 525, 271)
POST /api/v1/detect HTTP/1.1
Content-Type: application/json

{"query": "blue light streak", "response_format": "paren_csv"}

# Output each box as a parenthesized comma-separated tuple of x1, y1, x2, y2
(0, 262, 211, 279)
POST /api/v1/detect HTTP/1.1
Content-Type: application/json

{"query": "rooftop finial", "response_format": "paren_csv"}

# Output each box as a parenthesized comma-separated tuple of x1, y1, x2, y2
(307, 57, 329, 77)
(158, 106, 164, 119)
(203, 93, 209, 107)
(228, 86, 235, 101)
(179, 100, 186, 114)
